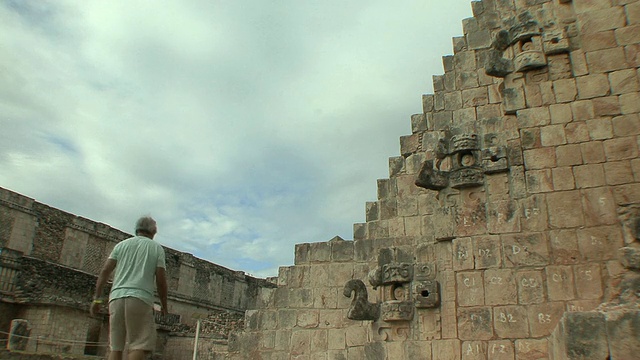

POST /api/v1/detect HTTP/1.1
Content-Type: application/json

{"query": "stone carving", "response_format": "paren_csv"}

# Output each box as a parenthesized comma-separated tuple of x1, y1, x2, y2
(343, 279, 380, 321)
(416, 132, 508, 191)
(484, 10, 571, 78)
(344, 248, 441, 324)
(414, 280, 440, 308)
(617, 206, 640, 271)
(483, 9, 576, 114)
(381, 301, 414, 322)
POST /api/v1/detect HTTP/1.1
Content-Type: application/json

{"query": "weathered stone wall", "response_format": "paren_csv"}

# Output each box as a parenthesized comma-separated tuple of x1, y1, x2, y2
(0, 186, 275, 315)
(163, 335, 228, 360)
(223, 0, 640, 359)
(16, 306, 107, 356)
(0, 186, 275, 356)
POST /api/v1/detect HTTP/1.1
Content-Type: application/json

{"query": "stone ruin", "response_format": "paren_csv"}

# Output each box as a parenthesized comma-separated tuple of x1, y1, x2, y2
(1, 0, 639, 359)
(220, 0, 640, 359)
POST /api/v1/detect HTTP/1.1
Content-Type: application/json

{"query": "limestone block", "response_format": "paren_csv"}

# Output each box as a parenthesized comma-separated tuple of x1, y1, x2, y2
(445, 72, 456, 91)
(297, 310, 319, 329)
(546, 265, 576, 301)
(457, 271, 485, 306)
(576, 74, 610, 99)
(487, 340, 514, 360)
(327, 328, 346, 350)
(461, 341, 487, 359)
(556, 144, 583, 167)
(566, 121, 590, 144)
(353, 223, 366, 240)
(613, 114, 640, 137)
(363, 342, 386, 360)
(604, 161, 635, 185)
(571, 100, 596, 121)
(586, 118, 614, 140)
(553, 78, 578, 103)
(290, 330, 311, 356)
(587, 47, 629, 73)
(554, 167, 576, 191)
(502, 233, 550, 267)
(624, 44, 640, 68)
(309, 242, 331, 263)
(573, 164, 606, 188)
(423, 94, 435, 114)
(445, 92, 463, 111)
(484, 268, 517, 305)
(578, 7, 626, 33)
(549, 229, 580, 265)
(462, 87, 489, 107)
(584, 31, 617, 55)
(468, 29, 492, 50)
(547, 191, 585, 228)
(569, 49, 588, 78)
(295, 243, 310, 265)
(524, 147, 556, 170)
(577, 225, 624, 261)
(605, 136, 639, 161)
(400, 134, 421, 157)
(432, 339, 461, 360)
(345, 326, 366, 347)
(540, 124, 567, 147)
(405, 341, 432, 360)
(456, 51, 477, 71)
(516, 270, 545, 304)
(453, 237, 474, 271)
(609, 69, 639, 95)
(457, 71, 480, 90)
(582, 187, 618, 226)
(493, 305, 530, 339)
(441, 301, 458, 339)
(619, 246, 640, 269)
(310, 329, 328, 354)
(615, 25, 640, 45)
(502, 87, 526, 114)
(389, 156, 404, 177)
(573, 263, 603, 300)
(553, 312, 609, 359)
(515, 339, 548, 360)
(331, 239, 354, 262)
(458, 307, 494, 340)
(580, 141, 606, 164)
(519, 108, 552, 130)
(612, 183, 640, 205)
(606, 309, 640, 359)
(473, 235, 502, 269)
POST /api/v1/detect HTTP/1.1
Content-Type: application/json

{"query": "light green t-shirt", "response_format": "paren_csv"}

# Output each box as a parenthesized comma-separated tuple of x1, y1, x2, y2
(108, 235, 166, 306)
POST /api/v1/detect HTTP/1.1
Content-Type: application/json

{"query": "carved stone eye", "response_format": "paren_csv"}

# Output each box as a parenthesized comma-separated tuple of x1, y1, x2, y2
(460, 153, 475, 167)
(393, 284, 406, 301)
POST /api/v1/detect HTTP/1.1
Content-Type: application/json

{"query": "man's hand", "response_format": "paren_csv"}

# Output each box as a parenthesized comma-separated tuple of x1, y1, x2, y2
(90, 301, 102, 317)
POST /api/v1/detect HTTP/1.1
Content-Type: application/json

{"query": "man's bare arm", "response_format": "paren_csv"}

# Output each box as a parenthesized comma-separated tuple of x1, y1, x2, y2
(91, 258, 116, 316)
(156, 267, 168, 315)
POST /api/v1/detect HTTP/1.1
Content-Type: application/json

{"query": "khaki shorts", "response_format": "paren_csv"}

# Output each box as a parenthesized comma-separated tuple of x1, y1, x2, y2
(109, 297, 156, 352)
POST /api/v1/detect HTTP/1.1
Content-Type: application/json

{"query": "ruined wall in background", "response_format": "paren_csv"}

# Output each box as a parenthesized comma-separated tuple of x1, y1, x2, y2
(223, 0, 640, 359)
(0, 186, 275, 357)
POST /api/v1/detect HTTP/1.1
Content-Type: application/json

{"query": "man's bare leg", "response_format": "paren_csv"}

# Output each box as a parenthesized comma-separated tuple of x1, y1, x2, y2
(108, 350, 123, 360)
(127, 349, 148, 360)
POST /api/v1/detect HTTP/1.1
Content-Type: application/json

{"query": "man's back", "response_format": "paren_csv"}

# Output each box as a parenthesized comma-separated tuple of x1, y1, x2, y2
(109, 236, 165, 305)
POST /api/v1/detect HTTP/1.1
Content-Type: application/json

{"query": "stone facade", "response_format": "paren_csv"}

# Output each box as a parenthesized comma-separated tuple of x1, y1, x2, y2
(221, 0, 640, 359)
(1, 0, 639, 359)
(0, 186, 275, 358)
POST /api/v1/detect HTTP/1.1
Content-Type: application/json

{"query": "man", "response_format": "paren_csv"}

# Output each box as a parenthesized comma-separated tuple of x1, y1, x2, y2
(91, 216, 168, 360)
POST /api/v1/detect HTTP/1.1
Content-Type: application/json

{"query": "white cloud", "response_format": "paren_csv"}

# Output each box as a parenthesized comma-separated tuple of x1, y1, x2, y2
(0, 0, 472, 277)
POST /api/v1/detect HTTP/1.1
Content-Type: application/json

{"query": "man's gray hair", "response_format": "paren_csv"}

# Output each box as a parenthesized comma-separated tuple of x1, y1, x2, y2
(135, 216, 157, 235)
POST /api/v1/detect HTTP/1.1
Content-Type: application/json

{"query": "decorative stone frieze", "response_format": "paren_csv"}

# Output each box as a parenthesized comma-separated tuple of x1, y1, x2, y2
(344, 248, 441, 324)
(415, 132, 509, 191)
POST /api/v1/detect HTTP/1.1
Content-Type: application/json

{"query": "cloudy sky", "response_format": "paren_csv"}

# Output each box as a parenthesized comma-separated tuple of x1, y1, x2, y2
(1, 0, 472, 277)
